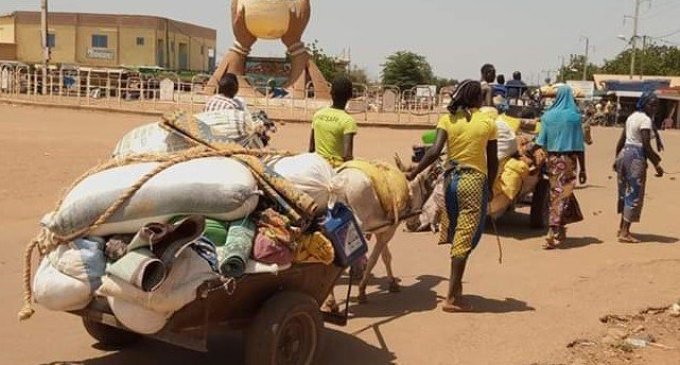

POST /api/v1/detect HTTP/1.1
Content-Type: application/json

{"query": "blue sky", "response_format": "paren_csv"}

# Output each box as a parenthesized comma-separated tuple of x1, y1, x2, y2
(2, 0, 679, 82)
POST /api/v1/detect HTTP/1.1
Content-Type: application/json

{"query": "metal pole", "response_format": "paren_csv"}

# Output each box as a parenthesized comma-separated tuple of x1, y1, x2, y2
(639, 35, 647, 80)
(630, 0, 642, 79)
(582, 36, 590, 81)
(40, 0, 49, 95)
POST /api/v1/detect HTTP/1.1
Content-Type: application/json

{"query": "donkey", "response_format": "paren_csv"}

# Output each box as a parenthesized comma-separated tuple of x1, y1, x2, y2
(325, 163, 436, 310)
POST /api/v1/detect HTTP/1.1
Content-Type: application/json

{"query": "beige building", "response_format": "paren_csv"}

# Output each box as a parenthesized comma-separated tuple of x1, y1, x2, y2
(0, 11, 216, 72)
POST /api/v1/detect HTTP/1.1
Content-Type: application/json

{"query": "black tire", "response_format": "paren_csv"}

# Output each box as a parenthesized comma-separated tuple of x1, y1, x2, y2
(82, 318, 141, 348)
(530, 177, 550, 229)
(245, 292, 323, 365)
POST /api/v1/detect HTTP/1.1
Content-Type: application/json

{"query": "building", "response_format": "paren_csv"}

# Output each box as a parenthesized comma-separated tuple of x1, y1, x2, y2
(0, 11, 216, 72)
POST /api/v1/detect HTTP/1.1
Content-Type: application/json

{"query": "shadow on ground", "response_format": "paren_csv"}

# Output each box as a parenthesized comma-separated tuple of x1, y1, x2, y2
(40, 325, 397, 365)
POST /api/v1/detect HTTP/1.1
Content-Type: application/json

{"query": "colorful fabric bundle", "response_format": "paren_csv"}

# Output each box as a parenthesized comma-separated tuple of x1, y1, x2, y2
(218, 218, 256, 278)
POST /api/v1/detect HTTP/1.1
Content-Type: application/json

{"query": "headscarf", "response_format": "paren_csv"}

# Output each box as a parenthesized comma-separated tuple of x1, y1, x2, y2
(536, 85, 585, 152)
(636, 89, 664, 151)
(636, 90, 658, 111)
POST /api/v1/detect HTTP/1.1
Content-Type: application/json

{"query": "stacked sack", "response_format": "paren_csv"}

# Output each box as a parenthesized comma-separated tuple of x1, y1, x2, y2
(31, 149, 339, 335)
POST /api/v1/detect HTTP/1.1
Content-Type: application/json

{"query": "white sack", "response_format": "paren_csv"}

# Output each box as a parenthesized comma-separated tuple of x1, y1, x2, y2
(269, 153, 338, 214)
(33, 258, 92, 312)
(113, 123, 192, 158)
(45, 157, 260, 237)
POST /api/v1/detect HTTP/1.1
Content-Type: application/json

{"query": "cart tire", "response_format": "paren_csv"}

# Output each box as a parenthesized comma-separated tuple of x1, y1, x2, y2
(245, 292, 323, 365)
(530, 177, 550, 229)
(82, 318, 141, 348)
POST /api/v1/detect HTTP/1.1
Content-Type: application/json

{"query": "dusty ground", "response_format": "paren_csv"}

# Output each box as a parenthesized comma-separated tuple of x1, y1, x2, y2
(1, 103, 679, 365)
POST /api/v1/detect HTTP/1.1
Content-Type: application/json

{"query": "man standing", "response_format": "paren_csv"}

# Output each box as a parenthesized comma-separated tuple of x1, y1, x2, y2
(480, 64, 496, 107)
(506, 71, 528, 100)
(309, 76, 357, 166)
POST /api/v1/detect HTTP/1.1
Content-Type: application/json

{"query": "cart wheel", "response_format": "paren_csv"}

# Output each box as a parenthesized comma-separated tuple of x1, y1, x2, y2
(82, 318, 141, 348)
(245, 292, 323, 365)
(530, 177, 550, 229)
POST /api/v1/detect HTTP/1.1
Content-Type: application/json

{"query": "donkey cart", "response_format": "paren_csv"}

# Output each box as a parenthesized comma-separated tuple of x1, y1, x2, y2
(72, 263, 344, 365)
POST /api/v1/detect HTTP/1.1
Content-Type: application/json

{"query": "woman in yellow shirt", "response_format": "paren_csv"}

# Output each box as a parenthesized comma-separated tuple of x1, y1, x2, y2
(408, 80, 498, 313)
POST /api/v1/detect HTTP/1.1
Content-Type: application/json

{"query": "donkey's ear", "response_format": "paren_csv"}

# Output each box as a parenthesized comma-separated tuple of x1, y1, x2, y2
(394, 153, 407, 172)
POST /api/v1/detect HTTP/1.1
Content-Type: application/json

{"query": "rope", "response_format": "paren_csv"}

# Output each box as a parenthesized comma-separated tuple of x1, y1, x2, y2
(490, 218, 504, 265)
(18, 144, 303, 321)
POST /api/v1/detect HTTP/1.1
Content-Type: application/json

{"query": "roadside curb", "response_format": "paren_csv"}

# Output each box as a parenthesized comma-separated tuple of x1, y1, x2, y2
(0, 97, 434, 130)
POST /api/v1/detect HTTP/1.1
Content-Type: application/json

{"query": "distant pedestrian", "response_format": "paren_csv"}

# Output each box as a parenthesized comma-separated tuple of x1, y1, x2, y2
(536, 85, 587, 249)
(480, 64, 496, 107)
(614, 91, 664, 243)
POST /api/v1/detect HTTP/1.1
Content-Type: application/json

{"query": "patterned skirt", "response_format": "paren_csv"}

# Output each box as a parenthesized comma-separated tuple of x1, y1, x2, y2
(546, 153, 584, 228)
(439, 167, 489, 259)
(616, 145, 647, 223)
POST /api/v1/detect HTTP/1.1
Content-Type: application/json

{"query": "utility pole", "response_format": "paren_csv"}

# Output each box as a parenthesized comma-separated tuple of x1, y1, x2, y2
(581, 36, 590, 81)
(40, 0, 49, 95)
(625, 0, 650, 79)
(639, 35, 648, 80)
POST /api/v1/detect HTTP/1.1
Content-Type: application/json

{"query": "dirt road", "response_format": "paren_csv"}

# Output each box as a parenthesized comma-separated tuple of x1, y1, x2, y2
(1, 104, 679, 364)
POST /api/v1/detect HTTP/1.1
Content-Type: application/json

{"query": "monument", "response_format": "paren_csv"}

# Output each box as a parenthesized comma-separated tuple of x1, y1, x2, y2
(208, 0, 331, 99)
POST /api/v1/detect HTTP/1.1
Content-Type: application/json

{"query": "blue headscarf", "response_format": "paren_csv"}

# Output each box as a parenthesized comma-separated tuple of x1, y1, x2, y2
(636, 89, 664, 151)
(536, 85, 585, 153)
(636, 90, 658, 111)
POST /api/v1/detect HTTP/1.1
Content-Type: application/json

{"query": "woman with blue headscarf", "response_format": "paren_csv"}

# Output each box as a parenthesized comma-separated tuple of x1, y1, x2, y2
(614, 91, 664, 243)
(536, 85, 586, 249)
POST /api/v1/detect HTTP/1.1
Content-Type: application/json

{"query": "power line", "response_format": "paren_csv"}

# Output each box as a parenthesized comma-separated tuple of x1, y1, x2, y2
(652, 28, 680, 39)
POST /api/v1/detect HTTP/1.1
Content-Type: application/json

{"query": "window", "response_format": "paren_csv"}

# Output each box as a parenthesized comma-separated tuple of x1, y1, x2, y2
(136, 37, 145, 46)
(171, 41, 175, 53)
(200, 45, 205, 55)
(47, 33, 56, 48)
(91, 34, 108, 48)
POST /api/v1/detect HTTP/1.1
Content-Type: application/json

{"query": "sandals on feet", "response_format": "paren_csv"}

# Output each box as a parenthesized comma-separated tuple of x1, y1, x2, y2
(442, 301, 473, 313)
(619, 235, 641, 244)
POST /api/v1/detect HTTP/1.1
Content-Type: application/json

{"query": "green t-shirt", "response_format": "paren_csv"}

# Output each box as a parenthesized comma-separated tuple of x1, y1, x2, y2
(312, 107, 358, 163)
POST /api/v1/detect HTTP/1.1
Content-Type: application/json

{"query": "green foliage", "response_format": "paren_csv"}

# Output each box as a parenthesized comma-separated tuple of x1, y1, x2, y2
(381, 51, 435, 91)
(348, 66, 369, 85)
(600, 43, 680, 76)
(309, 40, 341, 82)
(557, 55, 600, 82)
(433, 77, 458, 91)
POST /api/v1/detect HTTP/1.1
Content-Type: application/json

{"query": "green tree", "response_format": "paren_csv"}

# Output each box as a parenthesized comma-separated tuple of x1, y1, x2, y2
(557, 54, 600, 81)
(600, 43, 680, 76)
(381, 51, 435, 91)
(309, 40, 340, 82)
(348, 66, 369, 85)
(433, 77, 458, 92)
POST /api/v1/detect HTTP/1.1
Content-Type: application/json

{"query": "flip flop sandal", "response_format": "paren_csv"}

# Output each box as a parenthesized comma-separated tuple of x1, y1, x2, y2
(619, 235, 641, 244)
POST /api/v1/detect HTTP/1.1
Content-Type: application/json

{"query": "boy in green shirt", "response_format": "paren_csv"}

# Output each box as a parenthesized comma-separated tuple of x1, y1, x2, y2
(309, 77, 357, 165)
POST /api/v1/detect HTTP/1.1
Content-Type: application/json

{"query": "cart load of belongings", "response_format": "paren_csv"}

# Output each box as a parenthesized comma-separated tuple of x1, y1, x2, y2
(20, 111, 371, 336)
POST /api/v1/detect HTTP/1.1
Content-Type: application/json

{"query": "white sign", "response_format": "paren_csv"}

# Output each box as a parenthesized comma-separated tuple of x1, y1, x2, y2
(159, 78, 175, 101)
(416, 85, 437, 99)
(567, 81, 595, 100)
(86, 48, 115, 60)
(0, 69, 8, 90)
(208, 48, 215, 58)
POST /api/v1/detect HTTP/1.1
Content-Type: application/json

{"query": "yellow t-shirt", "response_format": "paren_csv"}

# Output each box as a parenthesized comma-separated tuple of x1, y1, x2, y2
(437, 110, 497, 175)
(312, 107, 358, 163)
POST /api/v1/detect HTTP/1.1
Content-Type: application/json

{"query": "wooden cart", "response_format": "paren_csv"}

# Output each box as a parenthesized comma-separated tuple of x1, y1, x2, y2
(72, 263, 345, 365)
